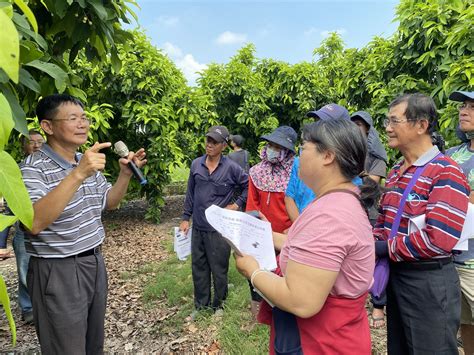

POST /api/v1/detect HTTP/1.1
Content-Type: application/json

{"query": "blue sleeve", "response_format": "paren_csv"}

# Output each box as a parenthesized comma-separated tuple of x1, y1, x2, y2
(285, 158, 299, 198)
(182, 162, 196, 221)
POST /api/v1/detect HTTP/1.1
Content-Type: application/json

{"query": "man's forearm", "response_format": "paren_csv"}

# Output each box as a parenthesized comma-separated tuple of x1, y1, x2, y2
(106, 172, 132, 210)
(31, 171, 84, 234)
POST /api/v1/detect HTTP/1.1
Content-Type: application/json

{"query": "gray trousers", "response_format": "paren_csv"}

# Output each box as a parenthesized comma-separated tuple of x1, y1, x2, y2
(28, 254, 108, 355)
(387, 261, 460, 355)
(191, 228, 231, 310)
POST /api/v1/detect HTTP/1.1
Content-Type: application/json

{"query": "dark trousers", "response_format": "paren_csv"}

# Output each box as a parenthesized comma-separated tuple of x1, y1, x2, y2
(28, 254, 108, 355)
(386, 261, 460, 355)
(371, 290, 387, 309)
(191, 228, 231, 310)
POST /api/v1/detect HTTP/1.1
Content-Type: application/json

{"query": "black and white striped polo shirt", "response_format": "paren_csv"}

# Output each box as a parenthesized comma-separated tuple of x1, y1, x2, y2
(21, 144, 111, 258)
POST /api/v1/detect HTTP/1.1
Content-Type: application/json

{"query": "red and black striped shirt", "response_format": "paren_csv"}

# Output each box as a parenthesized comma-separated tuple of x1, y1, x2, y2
(374, 147, 470, 261)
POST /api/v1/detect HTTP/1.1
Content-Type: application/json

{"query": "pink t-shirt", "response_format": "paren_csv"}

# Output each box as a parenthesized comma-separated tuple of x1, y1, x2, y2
(279, 191, 375, 298)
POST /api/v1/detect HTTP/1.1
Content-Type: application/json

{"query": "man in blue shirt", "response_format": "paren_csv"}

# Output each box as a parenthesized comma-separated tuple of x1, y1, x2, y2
(180, 126, 248, 317)
(285, 104, 360, 221)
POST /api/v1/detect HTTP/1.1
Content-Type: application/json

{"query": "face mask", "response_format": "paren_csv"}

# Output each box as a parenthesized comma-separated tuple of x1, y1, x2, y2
(466, 131, 474, 140)
(266, 147, 280, 162)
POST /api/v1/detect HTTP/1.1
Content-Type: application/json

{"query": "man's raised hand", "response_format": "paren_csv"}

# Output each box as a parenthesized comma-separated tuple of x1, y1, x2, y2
(75, 142, 111, 180)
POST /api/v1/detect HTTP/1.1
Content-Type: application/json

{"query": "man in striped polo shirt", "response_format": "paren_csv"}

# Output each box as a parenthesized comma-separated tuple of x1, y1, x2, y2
(21, 94, 146, 354)
(374, 93, 470, 354)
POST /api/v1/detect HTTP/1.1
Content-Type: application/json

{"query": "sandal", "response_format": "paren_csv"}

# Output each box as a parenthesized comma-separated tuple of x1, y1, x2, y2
(370, 315, 386, 328)
(370, 308, 386, 328)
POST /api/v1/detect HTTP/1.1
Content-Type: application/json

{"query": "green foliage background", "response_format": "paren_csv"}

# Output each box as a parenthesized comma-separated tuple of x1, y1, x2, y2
(2, 0, 474, 225)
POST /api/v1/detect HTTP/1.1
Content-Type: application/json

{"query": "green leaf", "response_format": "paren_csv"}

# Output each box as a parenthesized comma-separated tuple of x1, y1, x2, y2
(19, 40, 44, 64)
(89, 0, 108, 20)
(13, 0, 38, 33)
(0, 10, 20, 83)
(25, 60, 68, 92)
(0, 3, 13, 18)
(1, 86, 28, 135)
(0, 93, 14, 150)
(0, 151, 34, 230)
(19, 68, 41, 93)
(110, 49, 122, 73)
(0, 275, 16, 346)
(0, 214, 18, 231)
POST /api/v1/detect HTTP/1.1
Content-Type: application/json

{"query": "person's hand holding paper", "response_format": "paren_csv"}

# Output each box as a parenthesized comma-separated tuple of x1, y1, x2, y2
(205, 205, 277, 270)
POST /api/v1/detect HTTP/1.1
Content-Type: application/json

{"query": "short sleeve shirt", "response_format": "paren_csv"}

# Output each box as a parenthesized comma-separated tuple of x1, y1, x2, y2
(446, 142, 474, 264)
(21, 144, 112, 258)
(279, 191, 375, 298)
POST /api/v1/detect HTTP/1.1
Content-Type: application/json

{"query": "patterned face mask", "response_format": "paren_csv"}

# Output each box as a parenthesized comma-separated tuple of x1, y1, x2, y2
(266, 146, 280, 162)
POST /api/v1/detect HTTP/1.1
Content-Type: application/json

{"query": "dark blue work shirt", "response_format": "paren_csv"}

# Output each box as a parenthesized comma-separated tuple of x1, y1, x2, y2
(182, 155, 248, 231)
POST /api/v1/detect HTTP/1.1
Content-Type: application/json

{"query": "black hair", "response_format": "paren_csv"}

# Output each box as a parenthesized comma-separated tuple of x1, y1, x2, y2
(431, 131, 446, 152)
(20, 130, 43, 146)
(389, 93, 438, 134)
(302, 119, 383, 212)
(36, 94, 84, 122)
(230, 134, 244, 147)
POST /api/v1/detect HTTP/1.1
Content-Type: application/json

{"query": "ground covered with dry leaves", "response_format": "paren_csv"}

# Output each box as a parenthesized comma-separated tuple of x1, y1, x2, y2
(0, 196, 389, 354)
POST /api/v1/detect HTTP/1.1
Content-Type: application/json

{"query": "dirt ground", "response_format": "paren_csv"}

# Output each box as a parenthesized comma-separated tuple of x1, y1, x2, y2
(0, 196, 389, 354)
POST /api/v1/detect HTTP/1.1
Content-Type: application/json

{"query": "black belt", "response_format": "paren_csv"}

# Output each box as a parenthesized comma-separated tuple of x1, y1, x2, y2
(73, 245, 102, 258)
(391, 256, 452, 271)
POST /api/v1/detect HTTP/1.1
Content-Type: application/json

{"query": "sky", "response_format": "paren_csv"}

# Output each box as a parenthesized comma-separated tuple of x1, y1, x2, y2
(128, 0, 400, 85)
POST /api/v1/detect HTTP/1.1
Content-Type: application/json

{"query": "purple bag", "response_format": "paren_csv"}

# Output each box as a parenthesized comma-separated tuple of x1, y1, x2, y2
(370, 258, 389, 298)
(370, 154, 442, 297)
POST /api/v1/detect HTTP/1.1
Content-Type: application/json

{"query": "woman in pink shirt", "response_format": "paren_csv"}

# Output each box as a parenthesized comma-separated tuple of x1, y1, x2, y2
(236, 118, 381, 354)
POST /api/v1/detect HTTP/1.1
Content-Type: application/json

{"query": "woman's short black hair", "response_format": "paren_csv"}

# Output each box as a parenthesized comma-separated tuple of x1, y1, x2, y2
(302, 119, 382, 211)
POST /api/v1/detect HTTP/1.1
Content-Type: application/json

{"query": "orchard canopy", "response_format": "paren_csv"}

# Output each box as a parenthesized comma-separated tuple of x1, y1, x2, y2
(0, 0, 473, 223)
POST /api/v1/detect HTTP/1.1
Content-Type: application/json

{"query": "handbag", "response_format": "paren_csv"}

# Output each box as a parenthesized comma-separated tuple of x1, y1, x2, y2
(370, 153, 442, 297)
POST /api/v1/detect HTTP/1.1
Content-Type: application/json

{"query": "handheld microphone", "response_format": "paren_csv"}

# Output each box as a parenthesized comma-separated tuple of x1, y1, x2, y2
(114, 141, 147, 185)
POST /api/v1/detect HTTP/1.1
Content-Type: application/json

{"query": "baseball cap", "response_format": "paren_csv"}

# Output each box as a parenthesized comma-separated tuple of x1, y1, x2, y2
(306, 103, 350, 121)
(206, 126, 229, 143)
(350, 111, 374, 128)
(449, 91, 474, 102)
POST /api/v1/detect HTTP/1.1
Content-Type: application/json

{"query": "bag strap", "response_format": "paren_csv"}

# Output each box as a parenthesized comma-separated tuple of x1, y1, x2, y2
(388, 152, 443, 239)
(317, 188, 367, 215)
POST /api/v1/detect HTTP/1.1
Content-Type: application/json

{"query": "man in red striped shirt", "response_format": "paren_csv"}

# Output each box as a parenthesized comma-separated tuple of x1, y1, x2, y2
(374, 93, 470, 354)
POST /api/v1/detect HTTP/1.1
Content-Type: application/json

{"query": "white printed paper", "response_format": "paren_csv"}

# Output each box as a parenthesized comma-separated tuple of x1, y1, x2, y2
(205, 205, 277, 271)
(174, 227, 192, 261)
(408, 203, 474, 251)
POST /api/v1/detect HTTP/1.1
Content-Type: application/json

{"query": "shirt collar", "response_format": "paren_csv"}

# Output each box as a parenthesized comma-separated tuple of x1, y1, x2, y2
(200, 154, 224, 167)
(41, 144, 81, 169)
(412, 145, 440, 166)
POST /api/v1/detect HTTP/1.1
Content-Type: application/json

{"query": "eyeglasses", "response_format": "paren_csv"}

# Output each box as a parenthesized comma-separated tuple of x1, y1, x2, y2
(49, 116, 91, 124)
(28, 140, 44, 146)
(383, 118, 414, 128)
(458, 102, 474, 111)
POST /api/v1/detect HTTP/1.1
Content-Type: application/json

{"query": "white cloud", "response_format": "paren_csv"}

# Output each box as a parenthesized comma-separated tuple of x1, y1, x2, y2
(163, 42, 183, 58)
(320, 28, 347, 38)
(215, 31, 247, 45)
(161, 42, 207, 86)
(176, 54, 207, 86)
(157, 15, 179, 27)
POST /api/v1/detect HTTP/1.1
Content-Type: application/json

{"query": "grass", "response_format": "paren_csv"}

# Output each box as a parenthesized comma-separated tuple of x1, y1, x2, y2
(169, 164, 190, 183)
(143, 236, 269, 354)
